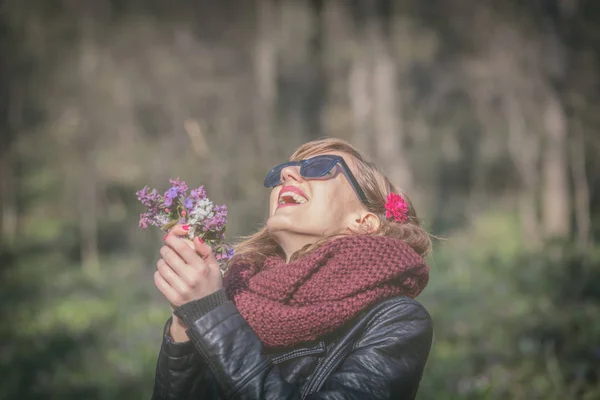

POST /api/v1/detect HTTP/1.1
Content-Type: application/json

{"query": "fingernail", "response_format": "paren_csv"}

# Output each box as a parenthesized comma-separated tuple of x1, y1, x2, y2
(182, 225, 190, 231)
(196, 237, 204, 244)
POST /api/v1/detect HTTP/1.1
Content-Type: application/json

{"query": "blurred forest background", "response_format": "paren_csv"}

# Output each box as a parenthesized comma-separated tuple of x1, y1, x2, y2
(1, 0, 600, 399)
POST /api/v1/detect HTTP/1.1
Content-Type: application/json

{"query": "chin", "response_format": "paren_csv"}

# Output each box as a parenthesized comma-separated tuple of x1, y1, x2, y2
(265, 213, 289, 233)
(266, 213, 309, 237)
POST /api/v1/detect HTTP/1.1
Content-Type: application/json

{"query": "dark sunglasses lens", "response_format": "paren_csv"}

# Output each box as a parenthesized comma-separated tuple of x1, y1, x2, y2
(302, 156, 337, 178)
(264, 161, 300, 187)
(264, 166, 284, 187)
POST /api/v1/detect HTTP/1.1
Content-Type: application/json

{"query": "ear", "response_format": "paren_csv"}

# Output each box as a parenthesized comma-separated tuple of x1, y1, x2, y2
(348, 211, 381, 234)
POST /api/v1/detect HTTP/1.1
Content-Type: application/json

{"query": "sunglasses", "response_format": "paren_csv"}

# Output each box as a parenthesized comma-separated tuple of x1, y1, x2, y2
(263, 154, 369, 205)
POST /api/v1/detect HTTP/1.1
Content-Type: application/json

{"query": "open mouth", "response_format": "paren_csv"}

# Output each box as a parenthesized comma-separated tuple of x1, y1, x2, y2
(278, 186, 308, 207)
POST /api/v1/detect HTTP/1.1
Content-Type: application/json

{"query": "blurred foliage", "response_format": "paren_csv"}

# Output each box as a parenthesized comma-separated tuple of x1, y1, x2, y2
(0, 246, 164, 399)
(1, 0, 600, 399)
(420, 213, 600, 399)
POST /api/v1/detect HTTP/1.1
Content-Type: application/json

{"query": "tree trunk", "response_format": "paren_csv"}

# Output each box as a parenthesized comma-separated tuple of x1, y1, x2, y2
(367, 3, 412, 192)
(80, 167, 100, 276)
(570, 120, 591, 248)
(0, 149, 17, 248)
(541, 91, 570, 239)
(254, 0, 277, 162)
(506, 92, 542, 249)
(305, 0, 326, 140)
(277, 0, 326, 146)
(0, 84, 22, 248)
(349, 51, 372, 155)
(78, 18, 100, 275)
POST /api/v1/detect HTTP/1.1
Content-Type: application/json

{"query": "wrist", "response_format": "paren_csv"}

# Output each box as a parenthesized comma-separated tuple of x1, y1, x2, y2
(169, 314, 190, 342)
(172, 313, 188, 328)
(174, 289, 229, 327)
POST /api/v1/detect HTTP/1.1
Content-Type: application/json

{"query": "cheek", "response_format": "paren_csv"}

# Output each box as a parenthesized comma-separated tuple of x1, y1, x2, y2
(269, 191, 278, 215)
(312, 183, 353, 218)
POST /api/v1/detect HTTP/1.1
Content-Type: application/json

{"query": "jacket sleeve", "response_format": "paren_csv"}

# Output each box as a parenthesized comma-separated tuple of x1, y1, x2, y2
(181, 298, 433, 400)
(151, 317, 223, 400)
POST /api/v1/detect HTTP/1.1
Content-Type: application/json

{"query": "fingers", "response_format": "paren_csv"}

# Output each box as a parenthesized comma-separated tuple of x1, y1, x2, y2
(154, 270, 183, 306)
(156, 229, 223, 307)
(156, 255, 214, 305)
(194, 238, 221, 270)
(164, 235, 201, 265)
(160, 244, 200, 285)
(166, 224, 190, 238)
(156, 258, 189, 291)
(155, 239, 224, 306)
(181, 238, 195, 250)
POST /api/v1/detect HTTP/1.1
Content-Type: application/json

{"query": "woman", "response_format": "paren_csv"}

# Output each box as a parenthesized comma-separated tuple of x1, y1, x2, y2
(151, 138, 433, 399)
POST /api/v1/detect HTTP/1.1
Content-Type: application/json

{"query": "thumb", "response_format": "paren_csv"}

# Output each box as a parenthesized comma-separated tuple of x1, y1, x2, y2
(194, 237, 220, 270)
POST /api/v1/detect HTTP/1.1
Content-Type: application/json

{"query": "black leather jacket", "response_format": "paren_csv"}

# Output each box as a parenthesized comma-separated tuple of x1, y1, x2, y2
(151, 296, 433, 399)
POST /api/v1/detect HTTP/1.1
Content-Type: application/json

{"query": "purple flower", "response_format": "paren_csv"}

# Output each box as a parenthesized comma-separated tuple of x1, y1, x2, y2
(214, 204, 228, 217)
(169, 178, 188, 194)
(136, 186, 162, 208)
(165, 187, 179, 199)
(215, 244, 235, 261)
(139, 211, 166, 229)
(204, 205, 227, 231)
(190, 186, 206, 200)
(137, 179, 230, 258)
(136, 186, 150, 205)
(214, 205, 228, 223)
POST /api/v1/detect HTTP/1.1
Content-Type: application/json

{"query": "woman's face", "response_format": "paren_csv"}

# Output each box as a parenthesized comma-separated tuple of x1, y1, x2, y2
(266, 151, 366, 251)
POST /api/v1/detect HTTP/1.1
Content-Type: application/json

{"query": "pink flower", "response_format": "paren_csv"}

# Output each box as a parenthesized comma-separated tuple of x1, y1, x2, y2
(385, 193, 409, 223)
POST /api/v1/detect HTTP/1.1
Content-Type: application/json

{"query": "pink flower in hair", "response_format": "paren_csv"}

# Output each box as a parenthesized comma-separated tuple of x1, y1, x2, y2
(385, 193, 409, 223)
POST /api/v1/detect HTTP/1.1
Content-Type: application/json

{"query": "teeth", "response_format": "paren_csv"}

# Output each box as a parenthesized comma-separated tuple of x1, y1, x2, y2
(279, 191, 307, 204)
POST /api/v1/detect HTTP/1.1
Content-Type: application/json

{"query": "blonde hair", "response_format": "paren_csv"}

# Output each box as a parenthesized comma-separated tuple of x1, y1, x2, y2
(231, 138, 432, 265)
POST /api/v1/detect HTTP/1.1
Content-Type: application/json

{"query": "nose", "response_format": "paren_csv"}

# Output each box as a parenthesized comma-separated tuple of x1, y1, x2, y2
(280, 165, 303, 184)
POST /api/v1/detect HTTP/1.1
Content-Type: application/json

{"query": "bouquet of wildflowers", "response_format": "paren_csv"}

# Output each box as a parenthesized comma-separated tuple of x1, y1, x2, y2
(136, 178, 234, 270)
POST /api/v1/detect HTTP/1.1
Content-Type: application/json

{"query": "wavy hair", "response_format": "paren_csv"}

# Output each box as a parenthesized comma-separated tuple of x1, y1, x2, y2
(230, 138, 431, 265)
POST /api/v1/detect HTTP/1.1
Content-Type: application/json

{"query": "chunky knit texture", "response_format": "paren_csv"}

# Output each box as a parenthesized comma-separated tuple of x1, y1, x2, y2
(223, 235, 429, 348)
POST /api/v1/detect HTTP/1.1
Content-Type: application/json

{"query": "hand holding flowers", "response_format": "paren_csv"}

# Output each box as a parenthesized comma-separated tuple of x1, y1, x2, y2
(155, 224, 223, 307)
(137, 178, 233, 341)
(154, 224, 224, 342)
(136, 178, 234, 271)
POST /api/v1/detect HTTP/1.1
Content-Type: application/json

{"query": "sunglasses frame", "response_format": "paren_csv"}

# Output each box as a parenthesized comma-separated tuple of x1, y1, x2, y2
(263, 155, 369, 206)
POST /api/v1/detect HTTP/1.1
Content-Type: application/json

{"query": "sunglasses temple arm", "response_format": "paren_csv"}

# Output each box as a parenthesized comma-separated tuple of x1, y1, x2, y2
(340, 169, 369, 206)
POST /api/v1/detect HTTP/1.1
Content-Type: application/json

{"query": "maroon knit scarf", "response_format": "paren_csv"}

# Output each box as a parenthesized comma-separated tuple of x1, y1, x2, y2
(223, 235, 429, 348)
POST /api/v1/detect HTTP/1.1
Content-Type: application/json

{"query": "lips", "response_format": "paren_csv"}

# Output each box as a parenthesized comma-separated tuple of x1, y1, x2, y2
(277, 185, 308, 207)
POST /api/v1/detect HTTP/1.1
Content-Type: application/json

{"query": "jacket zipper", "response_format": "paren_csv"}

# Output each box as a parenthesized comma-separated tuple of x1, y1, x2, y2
(300, 355, 328, 399)
(300, 300, 414, 398)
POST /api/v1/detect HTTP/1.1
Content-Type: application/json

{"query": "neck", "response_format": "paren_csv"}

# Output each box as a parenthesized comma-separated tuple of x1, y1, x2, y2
(271, 232, 317, 262)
